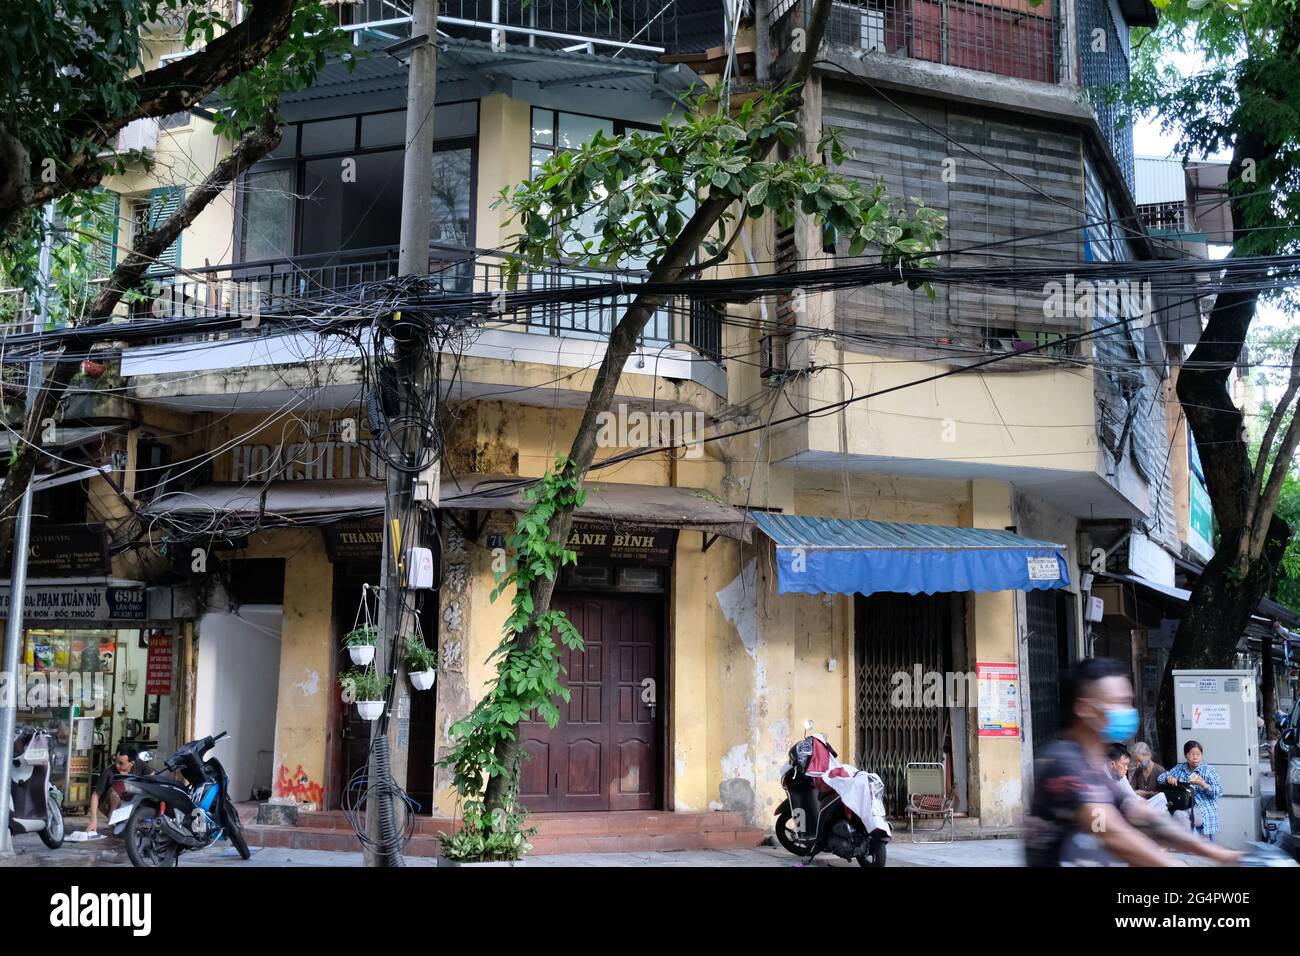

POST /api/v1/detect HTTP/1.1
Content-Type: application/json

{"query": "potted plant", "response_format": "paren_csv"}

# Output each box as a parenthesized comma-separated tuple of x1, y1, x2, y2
(339, 670, 388, 721)
(437, 794, 535, 867)
(343, 624, 379, 666)
(404, 634, 438, 690)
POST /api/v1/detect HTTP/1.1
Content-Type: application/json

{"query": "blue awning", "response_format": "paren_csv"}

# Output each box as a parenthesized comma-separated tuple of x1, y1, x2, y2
(750, 513, 1070, 596)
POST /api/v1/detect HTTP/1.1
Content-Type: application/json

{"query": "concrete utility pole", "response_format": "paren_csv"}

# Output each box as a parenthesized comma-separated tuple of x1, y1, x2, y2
(0, 204, 54, 856)
(365, 0, 438, 867)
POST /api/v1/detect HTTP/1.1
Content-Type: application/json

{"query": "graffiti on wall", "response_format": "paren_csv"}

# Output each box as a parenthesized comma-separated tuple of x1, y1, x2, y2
(275, 764, 324, 806)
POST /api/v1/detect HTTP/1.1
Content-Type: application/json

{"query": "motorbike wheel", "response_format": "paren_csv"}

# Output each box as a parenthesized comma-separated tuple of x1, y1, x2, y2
(856, 833, 888, 868)
(223, 797, 251, 860)
(124, 802, 180, 868)
(39, 794, 64, 849)
(774, 808, 813, 857)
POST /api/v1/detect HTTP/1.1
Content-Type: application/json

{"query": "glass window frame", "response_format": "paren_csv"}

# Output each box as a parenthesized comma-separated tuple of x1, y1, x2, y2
(234, 103, 480, 264)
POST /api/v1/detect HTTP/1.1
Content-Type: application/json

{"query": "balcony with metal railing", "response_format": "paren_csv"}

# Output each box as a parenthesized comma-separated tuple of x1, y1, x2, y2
(768, 0, 1063, 84)
(335, 0, 682, 56)
(24, 244, 723, 365)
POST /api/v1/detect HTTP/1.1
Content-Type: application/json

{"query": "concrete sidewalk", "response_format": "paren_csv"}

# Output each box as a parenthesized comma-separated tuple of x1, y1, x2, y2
(4, 831, 1023, 867)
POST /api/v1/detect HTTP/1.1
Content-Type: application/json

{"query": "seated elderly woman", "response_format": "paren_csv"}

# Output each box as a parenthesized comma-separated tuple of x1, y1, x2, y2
(1158, 740, 1225, 841)
(1128, 742, 1166, 799)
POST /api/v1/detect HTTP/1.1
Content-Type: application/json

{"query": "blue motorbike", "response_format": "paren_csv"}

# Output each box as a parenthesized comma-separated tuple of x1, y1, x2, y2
(112, 731, 250, 867)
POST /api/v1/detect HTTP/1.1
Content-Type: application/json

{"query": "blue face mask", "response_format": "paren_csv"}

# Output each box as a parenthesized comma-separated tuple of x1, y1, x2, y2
(1102, 707, 1140, 743)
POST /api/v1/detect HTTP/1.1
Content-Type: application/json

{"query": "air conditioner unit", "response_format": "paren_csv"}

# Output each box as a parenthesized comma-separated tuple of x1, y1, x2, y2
(116, 118, 160, 153)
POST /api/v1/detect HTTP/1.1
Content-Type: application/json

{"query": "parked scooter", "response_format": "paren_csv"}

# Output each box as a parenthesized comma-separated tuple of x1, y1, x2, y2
(774, 727, 890, 867)
(109, 731, 250, 867)
(7, 728, 65, 848)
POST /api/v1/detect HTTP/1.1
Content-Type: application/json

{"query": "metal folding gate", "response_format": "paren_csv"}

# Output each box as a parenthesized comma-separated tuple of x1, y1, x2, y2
(854, 592, 955, 815)
(1025, 589, 1069, 758)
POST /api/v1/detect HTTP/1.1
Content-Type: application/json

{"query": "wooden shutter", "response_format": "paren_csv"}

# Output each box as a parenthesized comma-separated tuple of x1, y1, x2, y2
(147, 187, 184, 274)
(88, 189, 119, 278)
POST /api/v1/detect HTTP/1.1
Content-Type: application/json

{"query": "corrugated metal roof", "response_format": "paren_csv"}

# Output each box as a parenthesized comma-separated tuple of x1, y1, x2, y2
(253, 39, 699, 113)
(1135, 157, 1187, 206)
(750, 512, 1066, 552)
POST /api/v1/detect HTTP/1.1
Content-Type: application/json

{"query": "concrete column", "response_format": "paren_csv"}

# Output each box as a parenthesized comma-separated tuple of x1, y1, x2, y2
(267, 531, 335, 810)
(969, 480, 1025, 827)
(670, 534, 712, 812)
(474, 93, 532, 253)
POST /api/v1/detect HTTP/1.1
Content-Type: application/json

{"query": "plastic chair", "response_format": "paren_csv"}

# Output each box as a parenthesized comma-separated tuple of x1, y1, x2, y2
(905, 762, 954, 843)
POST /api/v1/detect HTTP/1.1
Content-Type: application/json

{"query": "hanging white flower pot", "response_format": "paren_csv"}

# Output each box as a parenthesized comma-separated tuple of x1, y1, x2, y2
(348, 644, 376, 667)
(356, 700, 384, 721)
(410, 669, 437, 691)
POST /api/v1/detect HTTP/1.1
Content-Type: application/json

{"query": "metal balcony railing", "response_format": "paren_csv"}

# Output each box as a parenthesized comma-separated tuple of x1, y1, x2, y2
(335, 0, 676, 55)
(46, 244, 723, 364)
(1137, 201, 1189, 234)
(768, 0, 1062, 84)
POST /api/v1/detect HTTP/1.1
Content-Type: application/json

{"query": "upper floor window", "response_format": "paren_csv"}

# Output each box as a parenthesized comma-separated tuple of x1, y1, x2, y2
(237, 103, 478, 264)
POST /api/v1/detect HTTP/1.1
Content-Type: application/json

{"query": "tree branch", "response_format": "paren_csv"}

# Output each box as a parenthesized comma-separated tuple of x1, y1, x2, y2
(0, 114, 282, 559)
(8, 0, 296, 229)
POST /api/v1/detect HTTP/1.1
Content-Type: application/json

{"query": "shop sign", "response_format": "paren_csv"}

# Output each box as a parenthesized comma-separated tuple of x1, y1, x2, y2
(565, 524, 678, 566)
(146, 633, 174, 695)
(0, 583, 148, 623)
(226, 419, 386, 481)
(322, 518, 385, 565)
(0, 525, 110, 577)
(1189, 476, 1213, 557)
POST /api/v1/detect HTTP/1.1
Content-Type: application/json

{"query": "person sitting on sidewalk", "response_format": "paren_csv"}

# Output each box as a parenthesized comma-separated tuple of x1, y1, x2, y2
(85, 745, 143, 834)
(1158, 740, 1225, 841)
(1025, 657, 1241, 867)
(1128, 742, 1165, 799)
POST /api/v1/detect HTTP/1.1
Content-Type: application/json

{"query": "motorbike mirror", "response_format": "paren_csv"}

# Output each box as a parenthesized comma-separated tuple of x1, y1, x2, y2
(803, 719, 814, 732)
(137, 751, 155, 762)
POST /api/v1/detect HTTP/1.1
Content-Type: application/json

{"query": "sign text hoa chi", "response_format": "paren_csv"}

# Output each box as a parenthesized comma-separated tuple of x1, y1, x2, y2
(594, 405, 707, 459)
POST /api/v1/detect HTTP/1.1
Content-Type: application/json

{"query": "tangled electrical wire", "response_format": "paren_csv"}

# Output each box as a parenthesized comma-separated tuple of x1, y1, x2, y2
(342, 733, 419, 866)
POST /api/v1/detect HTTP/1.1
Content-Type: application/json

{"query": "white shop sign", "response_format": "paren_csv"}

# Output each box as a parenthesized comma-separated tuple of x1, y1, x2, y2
(0, 583, 147, 623)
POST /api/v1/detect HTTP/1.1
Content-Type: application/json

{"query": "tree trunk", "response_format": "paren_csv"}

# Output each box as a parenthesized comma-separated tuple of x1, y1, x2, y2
(1155, 518, 1285, 763)
(483, 0, 834, 811)
(1158, 32, 1298, 762)
(0, 116, 282, 559)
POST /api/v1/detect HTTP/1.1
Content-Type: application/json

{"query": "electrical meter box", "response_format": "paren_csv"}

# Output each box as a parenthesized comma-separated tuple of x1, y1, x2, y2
(1171, 669, 1260, 849)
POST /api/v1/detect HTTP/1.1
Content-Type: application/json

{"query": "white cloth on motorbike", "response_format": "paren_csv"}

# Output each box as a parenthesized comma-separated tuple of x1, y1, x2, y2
(808, 754, 893, 837)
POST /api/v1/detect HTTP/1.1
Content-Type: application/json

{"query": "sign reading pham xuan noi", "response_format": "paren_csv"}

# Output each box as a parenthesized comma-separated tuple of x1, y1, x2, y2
(565, 524, 678, 566)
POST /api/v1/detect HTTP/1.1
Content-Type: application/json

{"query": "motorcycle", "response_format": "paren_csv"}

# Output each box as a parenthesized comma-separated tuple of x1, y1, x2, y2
(774, 729, 890, 867)
(7, 728, 64, 849)
(109, 731, 250, 867)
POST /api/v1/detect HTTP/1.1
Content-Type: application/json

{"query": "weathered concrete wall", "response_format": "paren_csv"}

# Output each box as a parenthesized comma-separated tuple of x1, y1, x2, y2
(235, 529, 335, 810)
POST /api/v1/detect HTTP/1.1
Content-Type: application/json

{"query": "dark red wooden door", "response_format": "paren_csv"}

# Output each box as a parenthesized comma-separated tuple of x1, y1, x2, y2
(518, 593, 661, 811)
